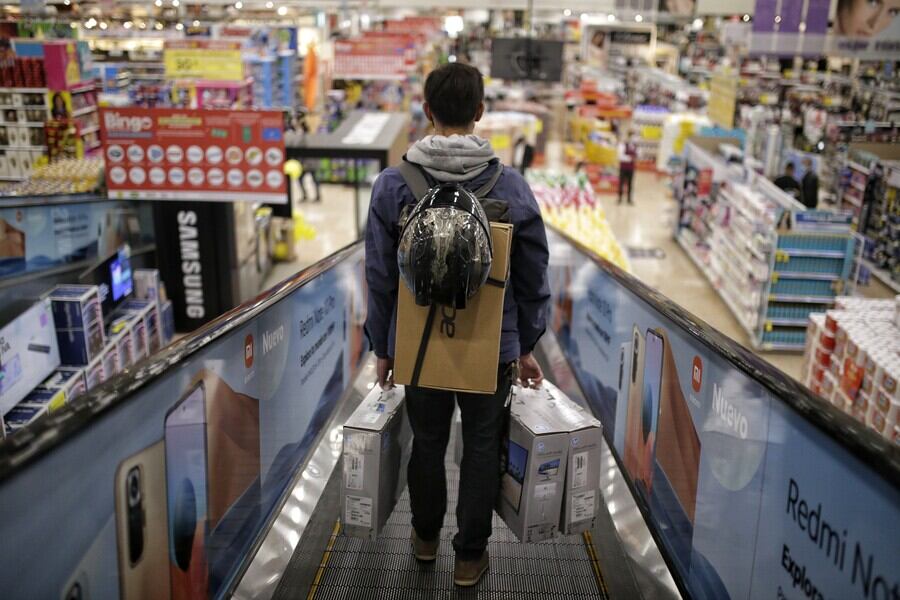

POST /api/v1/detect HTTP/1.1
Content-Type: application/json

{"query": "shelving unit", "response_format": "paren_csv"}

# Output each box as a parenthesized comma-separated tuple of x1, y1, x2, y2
(676, 137, 858, 352)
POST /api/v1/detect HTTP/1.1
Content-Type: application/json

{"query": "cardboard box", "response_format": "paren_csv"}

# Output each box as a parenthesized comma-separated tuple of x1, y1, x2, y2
(0, 299, 61, 415)
(533, 382, 604, 536)
(50, 285, 105, 365)
(35, 367, 87, 407)
(341, 385, 412, 539)
(394, 222, 513, 394)
(498, 388, 569, 543)
(113, 299, 160, 356)
(20, 387, 66, 414)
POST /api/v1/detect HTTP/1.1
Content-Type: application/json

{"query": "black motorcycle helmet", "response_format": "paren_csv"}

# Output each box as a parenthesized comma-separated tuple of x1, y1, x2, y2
(398, 183, 493, 309)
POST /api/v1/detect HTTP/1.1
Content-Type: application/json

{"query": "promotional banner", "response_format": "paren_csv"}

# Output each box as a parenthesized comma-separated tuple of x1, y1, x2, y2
(708, 72, 738, 130)
(163, 40, 244, 81)
(546, 229, 899, 599)
(0, 246, 367, 599)
(0, 200, 154, 280)
(750, 0, 900, 58)
(100, 108, 287, 203)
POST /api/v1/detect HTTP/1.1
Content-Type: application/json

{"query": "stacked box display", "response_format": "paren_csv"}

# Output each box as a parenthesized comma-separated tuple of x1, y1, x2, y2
(49, 285, 106, 366)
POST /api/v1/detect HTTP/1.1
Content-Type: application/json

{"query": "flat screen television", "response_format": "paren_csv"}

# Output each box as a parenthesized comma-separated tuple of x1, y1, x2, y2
(79, 246, 133, 320)
(490, 38, 564, 83)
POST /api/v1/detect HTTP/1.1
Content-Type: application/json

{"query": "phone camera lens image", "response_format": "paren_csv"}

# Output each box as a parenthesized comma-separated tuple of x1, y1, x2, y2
(125, 467, 145, 566)
(127, 468, 141, 507)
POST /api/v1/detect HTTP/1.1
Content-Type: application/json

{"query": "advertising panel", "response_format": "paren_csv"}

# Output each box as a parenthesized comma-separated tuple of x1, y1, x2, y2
(100, 107, 287, 203)
(0, 200, 154, 280)
(750, 0, 900, 59)
(163, 40, 244, 81)
(547, 229, 899, 599)
(0, 247, 366, 598)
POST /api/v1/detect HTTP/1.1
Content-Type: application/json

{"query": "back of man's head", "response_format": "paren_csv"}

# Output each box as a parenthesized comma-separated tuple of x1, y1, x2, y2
(424, 63, 484, 128)
(785, 163, 794, 174)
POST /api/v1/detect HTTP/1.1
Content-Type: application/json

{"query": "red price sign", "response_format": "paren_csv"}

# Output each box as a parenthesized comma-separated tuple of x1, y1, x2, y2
(100, 108, 286, 203)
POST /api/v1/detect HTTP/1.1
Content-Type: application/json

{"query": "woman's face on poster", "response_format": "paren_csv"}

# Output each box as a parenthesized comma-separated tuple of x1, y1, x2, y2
(839, 0, 900, 37)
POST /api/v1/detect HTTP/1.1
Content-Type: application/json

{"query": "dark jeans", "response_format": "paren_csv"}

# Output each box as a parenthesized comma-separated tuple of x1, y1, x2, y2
(405, 365, 513, 560)
(618, 168, 634, 204)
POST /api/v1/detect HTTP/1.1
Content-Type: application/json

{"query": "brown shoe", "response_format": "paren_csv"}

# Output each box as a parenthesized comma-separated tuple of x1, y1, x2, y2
(454, 551, 489, 587)
(411, 531, 438, 562)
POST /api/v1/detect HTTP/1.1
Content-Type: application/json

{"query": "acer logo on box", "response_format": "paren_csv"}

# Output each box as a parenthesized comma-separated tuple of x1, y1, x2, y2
(104, 111, 152, 133)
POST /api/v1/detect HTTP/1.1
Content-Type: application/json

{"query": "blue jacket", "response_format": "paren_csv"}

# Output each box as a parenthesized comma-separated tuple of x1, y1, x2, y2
(364, 158, 551, 364)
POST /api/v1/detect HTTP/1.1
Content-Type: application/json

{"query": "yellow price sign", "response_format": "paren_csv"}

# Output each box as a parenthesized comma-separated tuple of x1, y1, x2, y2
(164, 41, 244, 81)
(641, 125, 662, 141)
(491, 133, 511, 150)
(765, 322, 773, 332)
(771, 272, 779, 283)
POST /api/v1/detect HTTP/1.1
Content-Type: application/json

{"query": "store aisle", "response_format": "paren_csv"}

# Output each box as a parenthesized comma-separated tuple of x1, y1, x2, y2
(606, 171, 805, 381)
(263, 185, 360, 289)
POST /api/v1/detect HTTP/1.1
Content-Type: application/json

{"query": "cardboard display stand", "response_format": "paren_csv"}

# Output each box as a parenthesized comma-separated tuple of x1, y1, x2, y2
(394, 222, 513, 394)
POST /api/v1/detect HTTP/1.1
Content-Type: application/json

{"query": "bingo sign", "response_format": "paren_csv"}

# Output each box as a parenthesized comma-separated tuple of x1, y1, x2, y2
(100, 108, 287, 203)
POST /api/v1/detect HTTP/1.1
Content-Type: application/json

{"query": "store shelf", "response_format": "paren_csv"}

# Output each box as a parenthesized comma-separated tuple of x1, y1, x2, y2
(774, 271, 840, 281)
(861, 259, 900, 293)
(1, 122, 45, 128)
(0, 105, 47, 110)
(766, 318, 810, 327)
(847, 160, 871, 175)
(778, 248, 847, 258)
(759, 341, 806, 351)
(0, 87, 48, 93)
(0, 144, 45, 150)
(79, 125, 100, 135)
(72, 105, 97, 117)
(768, 294, 834, 304)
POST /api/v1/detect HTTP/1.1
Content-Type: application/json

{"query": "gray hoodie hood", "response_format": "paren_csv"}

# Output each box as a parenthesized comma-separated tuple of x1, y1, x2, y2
(405, 134, 496, 182)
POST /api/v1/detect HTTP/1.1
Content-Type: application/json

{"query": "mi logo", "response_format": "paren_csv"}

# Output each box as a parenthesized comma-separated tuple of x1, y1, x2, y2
(244, 334, 254, 368)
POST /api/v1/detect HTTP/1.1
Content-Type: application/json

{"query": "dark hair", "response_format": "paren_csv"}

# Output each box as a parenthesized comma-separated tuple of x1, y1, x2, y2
(785, 162, 795, 172)
(424, 63, 484, 128)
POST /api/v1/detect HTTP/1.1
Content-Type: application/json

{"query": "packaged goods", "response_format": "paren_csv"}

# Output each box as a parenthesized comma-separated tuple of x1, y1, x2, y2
(341, 385, 412, 539)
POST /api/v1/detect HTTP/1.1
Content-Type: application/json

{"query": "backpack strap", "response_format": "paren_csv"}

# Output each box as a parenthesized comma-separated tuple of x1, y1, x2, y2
(397, 159, 432, 201)
(473, 164, 503, 199)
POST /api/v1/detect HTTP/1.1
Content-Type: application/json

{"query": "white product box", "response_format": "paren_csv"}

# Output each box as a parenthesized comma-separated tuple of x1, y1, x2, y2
(101, 342, 120, 379)
(341, 385, 412, 539)
(115, 299, 162, 355)
(84, 354, 105, 391)
(0, 299, 61, 416)
(133, 269, 162, 309)
(0, 153, 8, 177)
(498, 387, 570, 543)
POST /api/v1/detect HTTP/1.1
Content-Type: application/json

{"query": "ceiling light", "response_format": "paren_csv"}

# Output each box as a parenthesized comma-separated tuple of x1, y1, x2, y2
(234, 1, 242, 7)
(138, 21, 147, 29)
(774, 15, 782, 23)
(192, 19, 200, 26)
(277, 5, 287, 15)
(172, 0, 180, 6)
(607, 14, 616, 22)
(124, 21, 133, 29)
(798, 22, 806, 32)
(155, 22, 164, 30)
(62, 0, 70, 5)
(742, 14, 750, 22)
(635, 14, 643, 22)
(175, 22, 184, 30)
(70, 22, 77, 28)
(692, 17, 703, 29)
(265, 1, 273, 8)
(563, 9, 572, 17)
(155, 0, 162, 6)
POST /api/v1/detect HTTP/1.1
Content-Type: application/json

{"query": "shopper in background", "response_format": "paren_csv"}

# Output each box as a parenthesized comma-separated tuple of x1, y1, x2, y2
(774, 162, 801, 199)
(801, 157, 819, 209)
(364, 63, 550, 587)
(618, 133, 637, 205)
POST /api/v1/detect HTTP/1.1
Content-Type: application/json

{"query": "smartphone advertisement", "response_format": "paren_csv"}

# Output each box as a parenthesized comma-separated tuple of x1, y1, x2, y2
(546, 229, 898, 599)
(0, 248, 366, 599)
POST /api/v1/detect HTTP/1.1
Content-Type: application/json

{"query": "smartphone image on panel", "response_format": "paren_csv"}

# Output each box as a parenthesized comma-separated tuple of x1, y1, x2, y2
(623, 326, 645, 482)
(165, 382, 210, 600)
(639, 329, 665, 493)
(614, 342, 633, 458)
(115, 441, 171, 600)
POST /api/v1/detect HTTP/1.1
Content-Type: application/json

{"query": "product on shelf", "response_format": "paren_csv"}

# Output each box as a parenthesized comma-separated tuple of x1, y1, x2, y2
(801, 296, 900, 444)
(676, 139, 857, 351)
(527, 170, 630, 272)
(0, 157, 104, 196)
